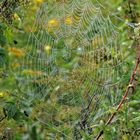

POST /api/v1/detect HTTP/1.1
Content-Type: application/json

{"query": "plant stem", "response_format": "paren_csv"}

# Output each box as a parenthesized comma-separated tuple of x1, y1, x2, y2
(95, 49, 140, 140)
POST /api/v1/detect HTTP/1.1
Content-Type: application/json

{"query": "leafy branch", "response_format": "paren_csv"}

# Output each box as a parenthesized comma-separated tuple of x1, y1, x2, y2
(96, 46, 140, 140)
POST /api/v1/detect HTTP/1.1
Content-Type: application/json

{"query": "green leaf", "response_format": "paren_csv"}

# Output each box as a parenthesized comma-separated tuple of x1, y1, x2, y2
(131, 116, 140, 122)
(0, 34, 7, 46)
(30, 126, 38, 140)
(4, 102, 18, 119)
(0, 47, 6, 56)
(0, 22, 6, 30)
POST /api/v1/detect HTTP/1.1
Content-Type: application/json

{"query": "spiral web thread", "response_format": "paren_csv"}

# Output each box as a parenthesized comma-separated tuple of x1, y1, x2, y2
(15, 0, 130, 139)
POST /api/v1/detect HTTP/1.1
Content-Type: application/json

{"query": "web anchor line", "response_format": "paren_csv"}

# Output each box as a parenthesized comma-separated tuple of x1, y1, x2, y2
(95, 46, 140, 140)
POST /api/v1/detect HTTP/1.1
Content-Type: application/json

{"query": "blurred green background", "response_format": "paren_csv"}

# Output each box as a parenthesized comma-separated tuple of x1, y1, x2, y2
(0, 0, 140, 140)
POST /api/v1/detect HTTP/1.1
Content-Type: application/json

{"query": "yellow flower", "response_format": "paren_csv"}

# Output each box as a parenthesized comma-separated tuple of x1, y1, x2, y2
(36, 0, 43, 3)
(44, 45, 51, 51)
(8, 47, 25, 57)
(22, 69, 45, 76)
(13, 13, 21, 21)
(0, 92, 4, 97)
(65, 17, 72, 25)
(44, 45, 52, 55)
(48, 19, 59, 27)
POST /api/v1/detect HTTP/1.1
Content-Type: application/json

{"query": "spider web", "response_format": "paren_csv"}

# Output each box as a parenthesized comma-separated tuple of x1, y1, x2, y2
(14, 0, 131, 139)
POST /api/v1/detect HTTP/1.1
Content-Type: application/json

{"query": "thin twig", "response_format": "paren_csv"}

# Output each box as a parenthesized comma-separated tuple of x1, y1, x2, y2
(0, 116, 6, 123)
(95, 48, 140, 140)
